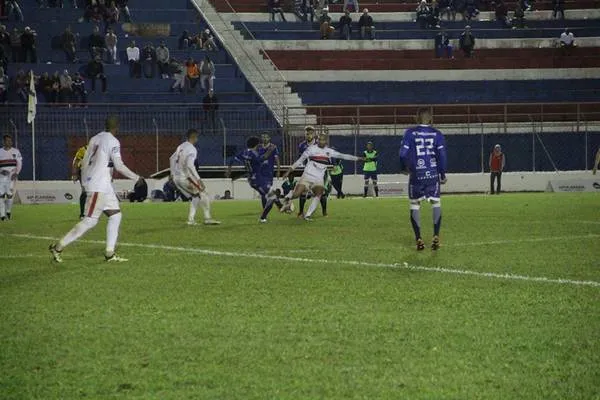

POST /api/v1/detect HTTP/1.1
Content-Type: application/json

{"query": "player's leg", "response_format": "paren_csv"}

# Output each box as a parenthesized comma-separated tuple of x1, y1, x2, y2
(429, 182, 442, 250)
(50, 192, 102, 262)
(281, 182, 307, 212)
(490, 172, 496, 194)
(305, 186, 324, 219)
(79, 185, 87, 219)
(174, 178, 199, 224)
(5, 180, 15, 219)
(496, 172, 502, 194)
(408, 183, 425, 250)
(0, 193, 6, 220)
(258, 184, 278, 222)
(320, 194, 328, 216)
(372, 174, 379, 197)
(0, 178, 8, 220)
(199, 191, 220, 224)
(363, 174, 370, 197)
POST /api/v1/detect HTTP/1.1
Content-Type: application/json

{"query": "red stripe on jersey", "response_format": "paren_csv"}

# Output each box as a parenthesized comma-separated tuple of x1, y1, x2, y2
(187, 177, 202, 190)
(309, 156, 330, 162)
(87, 192, 99, 218)
(0, 160, 17, 166)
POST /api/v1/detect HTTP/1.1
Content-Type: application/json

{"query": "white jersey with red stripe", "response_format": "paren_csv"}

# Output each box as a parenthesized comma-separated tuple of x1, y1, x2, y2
(169, 141, 201, 183)
(0, 147, 23, 177)
(292, 144, 359, 183)
(82, 131, 139, 193)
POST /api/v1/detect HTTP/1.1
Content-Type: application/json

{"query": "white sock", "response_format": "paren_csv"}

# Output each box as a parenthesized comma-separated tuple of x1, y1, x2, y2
(5, 197, 13, 214)
(305, 195, 321, 218)
(188, 196, 200, 222)
(58, 217, 98, 250)
(199, 192, 211, 220)
(0, 196, 5, 218)
(106, 212, 122, 256)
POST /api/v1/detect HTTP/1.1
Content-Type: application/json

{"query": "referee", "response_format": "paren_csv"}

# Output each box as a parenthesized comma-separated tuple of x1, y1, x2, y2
(72, 144, 88, 219)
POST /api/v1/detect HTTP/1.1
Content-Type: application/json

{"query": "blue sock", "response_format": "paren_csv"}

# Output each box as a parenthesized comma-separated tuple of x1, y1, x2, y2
(433, 205, 442, 236)
(261, 195, 267, 209)
(410, 208, 421, 240)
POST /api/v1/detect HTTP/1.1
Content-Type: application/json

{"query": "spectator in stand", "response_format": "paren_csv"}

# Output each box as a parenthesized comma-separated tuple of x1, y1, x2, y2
(459, 25, 475, 57)
(202, 88, 219, 132)
(105, 27, 118, 64)
(201, 29, 218, 51)
(38, 72, 54, 102)
(5, 0, 24, 22)
(358, 8, 375, 40)
(435, 28, 453, 58)
(343, 0, 359, 12)
(105, 1, 120, 31)
(179, 30, 191, 49)
(439, 0, 456, 20)
(50, 71, 60, 102)
(416, 0, 434, 29)
(0, 25, 10, 66)
(552, 0, 565, 19)
(20, 27, 37, 63)
(127, 40, 141, 78)
(12, 69, 28, 101)
(489, 144, 505, 194)
(559, 28, 576, 51)
(513, 3, 525, 28)
(169, 58, 186, 92)
(72, 72, 87, 104)
(61, 26, 79, 63)
(319, 9, 335, 39)
(89, 25, 105, 60)
(141, 42, 156, 79)
(87, 55, 107, 92)
(115, 0, 131, 22)
(9, 28, 21, 63)
(300, 0, 315, 22)
(463, 0, 479, 20)
(84, 2, 103, 23)
(0, 48, 6, 75)
(199, 55, 215, 92)
(0, 67, 7, 104)
(338, 10, 352, 40)
(268, 0, 287, 22)
(59, 69, 73, 103)
(156, 40, 170, 79)
(494, 0, 510, 28)
(185, 57, 200, 93)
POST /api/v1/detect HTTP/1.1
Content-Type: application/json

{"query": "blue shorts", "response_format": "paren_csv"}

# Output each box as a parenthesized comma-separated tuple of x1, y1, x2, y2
(364, 172, 378, 181)
(249, 179, 272, 196)
(409, 181, 441, 201)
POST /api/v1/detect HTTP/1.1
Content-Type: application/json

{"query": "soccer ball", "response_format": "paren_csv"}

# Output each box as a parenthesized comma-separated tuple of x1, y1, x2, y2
(285, 202, 295, 214)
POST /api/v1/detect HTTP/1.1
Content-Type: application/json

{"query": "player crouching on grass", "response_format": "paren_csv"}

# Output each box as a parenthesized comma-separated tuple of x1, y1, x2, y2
(399, 108, 447, 251)
(170, 129, 221, 226)
(280, 133, 364, 221)
(49, 116, 145, 263)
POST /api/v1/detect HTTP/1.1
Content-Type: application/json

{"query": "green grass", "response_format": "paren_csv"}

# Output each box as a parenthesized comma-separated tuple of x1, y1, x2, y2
(1, 193, 599, 400)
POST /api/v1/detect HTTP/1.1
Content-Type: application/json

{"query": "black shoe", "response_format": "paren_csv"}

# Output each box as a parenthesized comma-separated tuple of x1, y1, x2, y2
(49, 244, 63, 263)
(6, 213, 11, 220)
(416, 238, 425, 251)
(431, 236, 440, 251)
(1, 216, 5, 221)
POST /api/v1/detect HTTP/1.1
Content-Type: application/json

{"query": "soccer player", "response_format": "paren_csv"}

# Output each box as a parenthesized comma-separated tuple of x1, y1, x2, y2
(258, 132, 281, 209)
(399, 108, 447, 251)
(363, 141, 379, 197)
(593, 148, 600, 175)
(282, 175, 296, 196)
(281, 133, 363, 221)
(72, 143, 88, 219)
(297, 125, 316, 217)
(169, 129, 221, 226)
(49, 116, 144, 263)
(228, 136, 280, 222)
(0, 134, 22, 221)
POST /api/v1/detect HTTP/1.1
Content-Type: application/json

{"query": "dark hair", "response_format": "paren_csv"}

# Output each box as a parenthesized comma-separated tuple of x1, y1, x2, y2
(3, 134, 12, 140)
(416, 107, 431, 118)
(186, 129, 198, 139)
(246, 136, 260, 148)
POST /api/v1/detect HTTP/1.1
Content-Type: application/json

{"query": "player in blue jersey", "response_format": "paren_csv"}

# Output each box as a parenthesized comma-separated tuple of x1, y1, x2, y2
(399, 108, 447, 251)
(227, 136, 281, 223)
(258, 132, 281, 209)
(297, 126, 317, 217)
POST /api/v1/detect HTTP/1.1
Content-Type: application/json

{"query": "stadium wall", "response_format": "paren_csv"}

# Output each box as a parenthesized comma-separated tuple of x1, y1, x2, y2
(14, 171, 600, 204)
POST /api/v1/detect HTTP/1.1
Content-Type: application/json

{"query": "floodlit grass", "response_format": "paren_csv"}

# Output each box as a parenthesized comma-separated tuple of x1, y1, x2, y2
(0, 193, 599, 399)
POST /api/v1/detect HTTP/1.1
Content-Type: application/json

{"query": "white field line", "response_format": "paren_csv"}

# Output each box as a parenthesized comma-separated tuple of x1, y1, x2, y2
(4, 233, 600, 288)
(0, 255, 48, 259)
(446, 234, 600, 247)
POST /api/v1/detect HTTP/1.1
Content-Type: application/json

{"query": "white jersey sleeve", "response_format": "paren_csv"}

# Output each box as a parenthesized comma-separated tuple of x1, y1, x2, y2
(14, 149, 22, 175)
(329, 148, 359, 162)
(110, 142, 139, 181)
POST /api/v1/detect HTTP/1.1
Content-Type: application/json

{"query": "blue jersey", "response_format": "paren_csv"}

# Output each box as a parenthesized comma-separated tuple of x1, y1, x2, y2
(232, 149, 263, 182)
(399, 125, 447, 184)
(258, 143, 279, 179)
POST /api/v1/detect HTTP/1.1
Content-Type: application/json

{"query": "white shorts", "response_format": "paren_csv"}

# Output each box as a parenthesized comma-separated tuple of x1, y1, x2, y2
(85, 191, 120, 219)
(0, 174, 15, 197)
(298, 173, 325, 190)
(173, 177, 202, 198)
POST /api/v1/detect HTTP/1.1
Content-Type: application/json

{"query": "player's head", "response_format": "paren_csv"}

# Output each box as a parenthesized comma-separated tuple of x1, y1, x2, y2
(366, 141, 374, 151)
(186, 129, 199, 145)
(494, 144, 501, 152)
(3, 134, 12, 149)
(415, 108, 432, 125)
(317, 133, 328, 148)
(305, 126, 315, 141)
(247, 136, 260, 150)
(261, 132, 271, 145)
(105, 116, 119, 135)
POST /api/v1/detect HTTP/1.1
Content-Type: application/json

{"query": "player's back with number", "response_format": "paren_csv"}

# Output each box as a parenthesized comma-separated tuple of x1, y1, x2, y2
(82, 131, 120, 193)
(401, 125, 446, 184)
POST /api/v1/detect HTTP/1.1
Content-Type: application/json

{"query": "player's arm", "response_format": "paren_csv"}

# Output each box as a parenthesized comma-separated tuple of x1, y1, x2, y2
(330, 149, 364, 162)
(185, 153, 205, 191)
(436, 133, 448, 184)
(110, 145, 141, 182)
(168, 151, 177, 180)
(398, 131, 411, 174)
(226, 152, 243, 178)
(12, 150, 23, 181)
(282, 150, 310, 179)
(593, 149, 599, 175)
(501, 153, 506, 171)
(274, 146, 281, 178)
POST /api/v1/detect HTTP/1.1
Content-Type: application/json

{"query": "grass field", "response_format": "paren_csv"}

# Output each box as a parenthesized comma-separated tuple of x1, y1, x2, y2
(1, 193, 599, 400)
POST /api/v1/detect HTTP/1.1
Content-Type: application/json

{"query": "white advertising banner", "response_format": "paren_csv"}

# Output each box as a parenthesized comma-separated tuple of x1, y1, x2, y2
(547, 179, 600, 193)
(17, 189, 78, 204)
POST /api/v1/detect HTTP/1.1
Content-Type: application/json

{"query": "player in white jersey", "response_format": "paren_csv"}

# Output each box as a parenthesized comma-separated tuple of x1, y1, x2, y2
(0, 135, 23, 221)
(169, 129, 220, 225)
(281, 133, 364, 220)
(49, 116, 144, 263)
